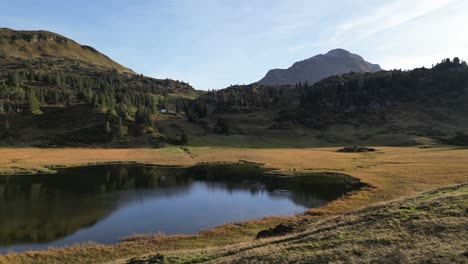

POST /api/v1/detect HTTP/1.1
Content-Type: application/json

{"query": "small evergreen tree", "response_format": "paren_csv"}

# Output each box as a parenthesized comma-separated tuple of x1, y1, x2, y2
(176, 96, 181, 113)
(100, 94, 108, 110)
(115, 117, 129, 143)
(2, 118, 11, 138)
(28, 90, 42, 114)
(136, 107, 151, 126)
(105, 120, 112, 136)
(150, 97, 158, 114)
(157, 97, 163, 109)
(10, 71, 21, 88)
(55, 73, 62, 87)
(163, 97, 168, 109)
(0, 81, 8, 100)
(5, 119, 10, 133)
(93, 94, 100, 107)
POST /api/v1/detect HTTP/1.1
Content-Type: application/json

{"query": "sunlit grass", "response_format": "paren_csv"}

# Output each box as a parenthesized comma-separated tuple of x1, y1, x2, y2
(0, 146, 467, 263)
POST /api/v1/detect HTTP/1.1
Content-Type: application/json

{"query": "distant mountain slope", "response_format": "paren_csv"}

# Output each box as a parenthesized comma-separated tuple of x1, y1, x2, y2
(0, 28, 134, 74)
(186, 58, 468, 147)
(258, 49, 382, 85)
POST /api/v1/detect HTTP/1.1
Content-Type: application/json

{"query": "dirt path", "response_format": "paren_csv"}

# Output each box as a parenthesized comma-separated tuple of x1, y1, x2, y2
(180, 146, 197, 159)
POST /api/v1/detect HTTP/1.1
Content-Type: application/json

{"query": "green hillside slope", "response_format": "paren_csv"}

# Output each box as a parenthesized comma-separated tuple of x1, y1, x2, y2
(0, 28, 133, 74)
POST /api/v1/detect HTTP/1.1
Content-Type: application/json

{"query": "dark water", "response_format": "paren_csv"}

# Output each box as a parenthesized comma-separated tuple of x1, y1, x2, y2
(0, 164, 360, 254)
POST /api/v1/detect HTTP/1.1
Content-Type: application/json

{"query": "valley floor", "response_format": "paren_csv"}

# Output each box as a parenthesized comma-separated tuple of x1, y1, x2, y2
(0, 146, 467, 263)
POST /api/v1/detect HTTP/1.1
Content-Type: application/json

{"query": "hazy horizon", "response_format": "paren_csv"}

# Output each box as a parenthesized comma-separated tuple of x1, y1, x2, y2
(2, 0, 467, 89)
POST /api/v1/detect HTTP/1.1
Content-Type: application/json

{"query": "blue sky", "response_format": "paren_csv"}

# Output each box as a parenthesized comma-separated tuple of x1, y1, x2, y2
(1, 0, 467, 89)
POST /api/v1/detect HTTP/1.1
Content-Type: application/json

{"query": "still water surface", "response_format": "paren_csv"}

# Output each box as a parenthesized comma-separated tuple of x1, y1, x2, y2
(0, 164, 360, 253)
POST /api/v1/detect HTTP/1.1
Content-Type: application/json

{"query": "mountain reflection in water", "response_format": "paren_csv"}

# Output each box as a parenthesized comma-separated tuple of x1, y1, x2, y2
(0, 164, 360, 253)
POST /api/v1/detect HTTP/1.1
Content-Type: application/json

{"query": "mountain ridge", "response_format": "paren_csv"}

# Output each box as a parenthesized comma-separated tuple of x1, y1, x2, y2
(0, 28, 135, 74)
(258, 48, 382, 86)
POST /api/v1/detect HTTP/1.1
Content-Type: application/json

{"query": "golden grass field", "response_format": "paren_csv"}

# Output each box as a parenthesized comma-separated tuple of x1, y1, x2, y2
(0, 146, 467, 263)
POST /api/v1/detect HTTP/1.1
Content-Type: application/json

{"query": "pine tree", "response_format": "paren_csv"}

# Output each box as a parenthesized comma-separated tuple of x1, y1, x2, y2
(86, 87, 94, 103)
(105, 120, 112, 135)
(100, 94, 108, 110)
(157, 97, 163, 109)
(0, 81, 8, 100)
(52, 88, 60, 104)
(2, 119, 11, 138)
(55, 73, 62, 87)
(5, 119, 10, 133)
(10, 71, 21, 88)
(107, 108, 117, 117)
(176, 97, 181, 113)
(28, 90, 42, 114)
(150, 97, 158, 114)
(163, 97, 168, 109)
(136, 107, 151, 125)
(93, 94, 100, 107)
(77, 78, 83, 89)
(13, 87, 25, 101)
(115, 117, 129, 143)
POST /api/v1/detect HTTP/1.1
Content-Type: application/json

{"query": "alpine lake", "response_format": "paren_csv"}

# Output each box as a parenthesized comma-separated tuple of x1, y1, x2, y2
(0, 163, 362, 253)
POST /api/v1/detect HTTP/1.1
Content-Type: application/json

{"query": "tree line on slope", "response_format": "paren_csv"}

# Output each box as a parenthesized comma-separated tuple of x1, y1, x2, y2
(0, 62, 192, 144)
(299, 57, 468, 114)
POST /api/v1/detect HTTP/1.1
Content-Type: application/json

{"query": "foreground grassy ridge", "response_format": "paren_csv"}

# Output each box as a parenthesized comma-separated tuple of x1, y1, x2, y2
(0, 146, 467, 263)
(155, 184, 467, 263)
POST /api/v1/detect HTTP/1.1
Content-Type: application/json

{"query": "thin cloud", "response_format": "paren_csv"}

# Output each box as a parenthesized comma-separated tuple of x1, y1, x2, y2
(334, 0, 454, 44)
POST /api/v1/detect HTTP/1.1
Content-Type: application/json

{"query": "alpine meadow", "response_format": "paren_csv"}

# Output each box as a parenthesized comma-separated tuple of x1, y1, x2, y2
(0, 1, 467, 263)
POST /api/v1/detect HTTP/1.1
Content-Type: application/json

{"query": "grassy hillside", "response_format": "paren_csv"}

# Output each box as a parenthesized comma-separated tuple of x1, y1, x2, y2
(0, 28, 198, 147)
(0, 28, 133, 74)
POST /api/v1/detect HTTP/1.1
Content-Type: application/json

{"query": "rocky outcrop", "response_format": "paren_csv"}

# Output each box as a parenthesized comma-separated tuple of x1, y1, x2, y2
(258, 49, 382, 86)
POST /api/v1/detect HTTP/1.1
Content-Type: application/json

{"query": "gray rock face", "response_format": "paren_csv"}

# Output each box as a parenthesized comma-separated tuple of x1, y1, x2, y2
(258, 49, 382, 86)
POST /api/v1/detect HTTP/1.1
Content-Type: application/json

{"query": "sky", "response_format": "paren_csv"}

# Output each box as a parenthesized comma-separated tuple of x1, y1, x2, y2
(1, 0, 467, 89)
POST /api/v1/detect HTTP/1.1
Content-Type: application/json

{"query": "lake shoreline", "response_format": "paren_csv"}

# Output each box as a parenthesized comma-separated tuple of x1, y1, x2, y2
(2, 163, 361, 254)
